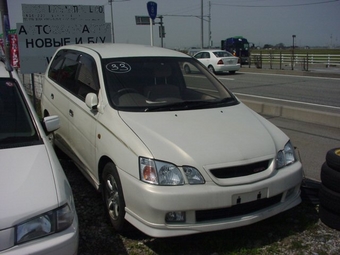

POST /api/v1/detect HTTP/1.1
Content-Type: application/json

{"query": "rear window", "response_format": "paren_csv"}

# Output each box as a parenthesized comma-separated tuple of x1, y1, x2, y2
(213, 51, 233, 57)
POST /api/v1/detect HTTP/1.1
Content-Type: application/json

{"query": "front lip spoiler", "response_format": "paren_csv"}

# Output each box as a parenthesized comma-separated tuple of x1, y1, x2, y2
(124, 190, 301, 238)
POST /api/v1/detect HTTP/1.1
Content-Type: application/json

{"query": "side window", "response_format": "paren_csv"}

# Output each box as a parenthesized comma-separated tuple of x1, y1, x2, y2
(75, 54, 99, 100)
(195, 52, 203, 59)
(196, 52, 209, 59)
(48, 51, 65, 82)
(58, 52, 79, 93)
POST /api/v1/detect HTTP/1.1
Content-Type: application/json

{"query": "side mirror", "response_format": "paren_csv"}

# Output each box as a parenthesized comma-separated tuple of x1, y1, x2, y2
(85, 93, 98, 110)
(42, 115, 60, 133)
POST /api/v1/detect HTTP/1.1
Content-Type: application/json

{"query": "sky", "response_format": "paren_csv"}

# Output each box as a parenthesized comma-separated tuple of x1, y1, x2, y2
(6, 0, 340, 49)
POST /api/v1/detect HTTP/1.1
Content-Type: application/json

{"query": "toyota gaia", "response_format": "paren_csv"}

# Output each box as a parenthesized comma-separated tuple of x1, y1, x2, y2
(41, 44, 303, 238)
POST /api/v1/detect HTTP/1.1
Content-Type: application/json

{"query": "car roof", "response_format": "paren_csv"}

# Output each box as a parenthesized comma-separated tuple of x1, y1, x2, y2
(57, 43, 190, 59)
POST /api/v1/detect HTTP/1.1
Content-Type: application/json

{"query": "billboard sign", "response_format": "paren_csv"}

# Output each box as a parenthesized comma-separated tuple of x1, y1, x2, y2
(17, 4, 110, 73)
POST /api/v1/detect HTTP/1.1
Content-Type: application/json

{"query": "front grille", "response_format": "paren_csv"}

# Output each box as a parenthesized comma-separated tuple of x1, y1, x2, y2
(196, 193, 282, 222)
(210, 160, 270, 179)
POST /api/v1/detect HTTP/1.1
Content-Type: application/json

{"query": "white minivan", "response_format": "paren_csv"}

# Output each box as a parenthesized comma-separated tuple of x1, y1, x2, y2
(41, 43, 303, 238)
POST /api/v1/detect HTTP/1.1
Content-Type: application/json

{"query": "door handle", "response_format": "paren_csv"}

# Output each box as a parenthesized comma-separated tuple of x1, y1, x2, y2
(50, 93, 54, 99)
(69, 109, 74, 117)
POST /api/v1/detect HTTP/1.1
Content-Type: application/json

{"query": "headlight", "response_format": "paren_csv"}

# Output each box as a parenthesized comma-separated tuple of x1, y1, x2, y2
(183, 166, 205, 184)
(276, 141, 297, 169)
(16, 204, 74, 244)
(139, 157, 205, 185)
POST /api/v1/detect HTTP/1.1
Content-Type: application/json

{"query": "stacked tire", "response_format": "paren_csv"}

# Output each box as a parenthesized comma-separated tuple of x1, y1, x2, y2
(319, 148, 340, 230)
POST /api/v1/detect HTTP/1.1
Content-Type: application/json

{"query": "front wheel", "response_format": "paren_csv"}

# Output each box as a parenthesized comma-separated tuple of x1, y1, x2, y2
(102, 162, 126, 231)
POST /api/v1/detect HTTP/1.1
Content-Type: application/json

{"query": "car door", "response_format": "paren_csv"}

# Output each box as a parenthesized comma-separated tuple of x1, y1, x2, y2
(43, 50, 80, 148)
(68, 53, 99, 178)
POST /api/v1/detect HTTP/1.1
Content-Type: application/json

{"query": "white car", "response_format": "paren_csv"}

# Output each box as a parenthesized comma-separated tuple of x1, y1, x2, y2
(192, 49, 240, 74)
(0, 59, 78, 254)
(41, 43, 303, 238)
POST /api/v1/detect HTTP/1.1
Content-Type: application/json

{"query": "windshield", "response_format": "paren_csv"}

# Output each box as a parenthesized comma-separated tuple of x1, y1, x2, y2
(102, 57, 238, 112)
(0, 78, 40, 149)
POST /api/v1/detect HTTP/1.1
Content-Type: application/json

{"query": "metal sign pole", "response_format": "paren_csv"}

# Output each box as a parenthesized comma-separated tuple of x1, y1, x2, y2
(147, 1, 157, 47)
(150, 18, 153, 46)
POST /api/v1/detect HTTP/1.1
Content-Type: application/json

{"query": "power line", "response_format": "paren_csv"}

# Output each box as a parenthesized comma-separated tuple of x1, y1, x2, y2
(163, 2, 210, 16)
(212, 0, 339, 8)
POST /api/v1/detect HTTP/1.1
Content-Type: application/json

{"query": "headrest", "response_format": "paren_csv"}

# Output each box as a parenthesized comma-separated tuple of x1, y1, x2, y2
(153, 64, 171, 78)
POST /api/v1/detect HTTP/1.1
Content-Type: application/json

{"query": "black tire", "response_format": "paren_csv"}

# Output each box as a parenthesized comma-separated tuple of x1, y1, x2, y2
(208, 65, 215, 74)
(319, 184, 340, 214)
(229, 71, 236, 74)
(319, 205, 340, 230)
(102, 162, 126, 231)
(326, 148, 340, 171)
(320, 162, 340, 193)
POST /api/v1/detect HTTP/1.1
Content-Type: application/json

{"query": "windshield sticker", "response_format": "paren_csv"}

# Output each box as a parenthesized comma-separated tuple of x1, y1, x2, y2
(5, 81, 15, 87)
(106, 62, 131, 73)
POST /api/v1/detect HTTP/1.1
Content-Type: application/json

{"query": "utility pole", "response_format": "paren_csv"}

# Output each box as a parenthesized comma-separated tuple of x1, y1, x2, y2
(208, 1, 211, 48)
(108, 0, 115, 43)
(158, 15, 165, 47)
(201, 0, 203, 48)
(108, 0, 130, 43)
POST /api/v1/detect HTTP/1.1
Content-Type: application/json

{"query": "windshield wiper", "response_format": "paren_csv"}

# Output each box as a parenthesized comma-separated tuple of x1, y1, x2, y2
(145, 98, 237, 112)
(0, 136, 40, 148)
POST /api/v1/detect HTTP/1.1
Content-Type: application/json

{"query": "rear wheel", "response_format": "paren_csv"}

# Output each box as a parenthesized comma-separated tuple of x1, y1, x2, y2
(229, 71, 236, 74)
(102, 162, 126, 231)
(208, 65, 215, 74)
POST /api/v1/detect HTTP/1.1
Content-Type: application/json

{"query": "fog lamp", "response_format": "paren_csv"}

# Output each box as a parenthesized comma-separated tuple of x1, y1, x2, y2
(165, 211, 186, 223)
(286, 187, 295, 199)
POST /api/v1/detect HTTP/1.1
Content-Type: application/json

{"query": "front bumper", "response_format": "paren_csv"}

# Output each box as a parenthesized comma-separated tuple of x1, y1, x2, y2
(120, 161, 303, 237)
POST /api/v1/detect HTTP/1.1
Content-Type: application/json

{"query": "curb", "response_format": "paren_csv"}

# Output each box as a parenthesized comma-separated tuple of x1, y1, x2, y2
(239, 67, 340, 79)
(236, 94, 340, 129)
(235, 67, 340, 128)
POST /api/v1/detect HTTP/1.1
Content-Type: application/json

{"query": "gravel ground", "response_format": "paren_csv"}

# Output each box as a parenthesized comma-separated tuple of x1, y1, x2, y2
(59, 157, 340, 255)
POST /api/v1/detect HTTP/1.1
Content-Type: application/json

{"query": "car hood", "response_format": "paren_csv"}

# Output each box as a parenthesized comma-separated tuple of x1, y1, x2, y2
(119, 103, 288, 169)
(0, 144, 58, 229)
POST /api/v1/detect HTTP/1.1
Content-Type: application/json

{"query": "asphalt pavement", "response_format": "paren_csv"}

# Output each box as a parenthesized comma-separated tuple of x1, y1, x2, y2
(236, 66, 340, 182)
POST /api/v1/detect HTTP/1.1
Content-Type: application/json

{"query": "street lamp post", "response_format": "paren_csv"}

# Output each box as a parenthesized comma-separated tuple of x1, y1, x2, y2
(108, 0, 129, 43)
(109, 0, 115, 43)
(292, 35, 296, 70)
